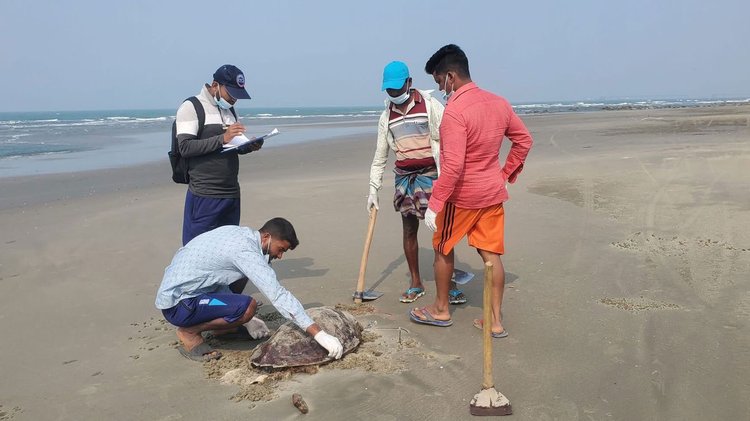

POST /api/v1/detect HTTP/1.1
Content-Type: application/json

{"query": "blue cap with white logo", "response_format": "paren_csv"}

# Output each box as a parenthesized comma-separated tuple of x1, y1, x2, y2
(381, 61, 410, 91)
(213, 64, 252, 100)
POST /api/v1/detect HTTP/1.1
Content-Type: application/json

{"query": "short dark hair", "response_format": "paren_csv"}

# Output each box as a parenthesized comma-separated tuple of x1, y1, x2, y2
(424, 44, 470, 78)
(260, 217, 299, 249)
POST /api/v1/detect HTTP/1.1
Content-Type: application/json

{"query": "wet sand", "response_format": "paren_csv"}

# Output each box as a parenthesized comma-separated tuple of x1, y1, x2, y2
(1, 106, 749, 420)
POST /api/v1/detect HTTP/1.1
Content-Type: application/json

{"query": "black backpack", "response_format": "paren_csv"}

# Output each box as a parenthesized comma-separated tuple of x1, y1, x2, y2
(168, 97, 238, 184)
(169, 97, 204, 184)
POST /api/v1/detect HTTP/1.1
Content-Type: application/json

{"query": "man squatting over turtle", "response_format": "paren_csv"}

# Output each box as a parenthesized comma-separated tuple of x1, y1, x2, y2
(155, 218, 343, 362)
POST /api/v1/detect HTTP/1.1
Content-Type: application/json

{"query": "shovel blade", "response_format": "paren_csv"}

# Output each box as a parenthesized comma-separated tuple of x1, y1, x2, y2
(453, 269, 475, 285)
(353, 290, 384, 301)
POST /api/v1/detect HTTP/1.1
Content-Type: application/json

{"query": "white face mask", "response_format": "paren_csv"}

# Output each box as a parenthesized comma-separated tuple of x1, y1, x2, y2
(264, 236, 273, 264)
(441, 75, 454, 102)
(388, 88, 411, 105)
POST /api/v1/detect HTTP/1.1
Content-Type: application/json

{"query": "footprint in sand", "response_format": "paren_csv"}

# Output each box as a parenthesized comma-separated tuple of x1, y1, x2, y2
(128, 316, 175, 360)
(0, 404, 23, 420)
(599, 297, 680, 312)
(611, 232, 750, 303)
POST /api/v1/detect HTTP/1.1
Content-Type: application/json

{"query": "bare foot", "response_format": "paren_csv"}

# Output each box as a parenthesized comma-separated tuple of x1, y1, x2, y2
(412, 305, 451, 322)
(472, 319, 506, 335)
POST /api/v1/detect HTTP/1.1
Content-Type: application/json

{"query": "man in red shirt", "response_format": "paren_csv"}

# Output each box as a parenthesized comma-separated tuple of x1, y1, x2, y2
(409, 45, 533, 339)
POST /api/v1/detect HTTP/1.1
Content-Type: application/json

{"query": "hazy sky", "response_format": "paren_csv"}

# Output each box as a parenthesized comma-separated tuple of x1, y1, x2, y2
(2, 0, 749, 112)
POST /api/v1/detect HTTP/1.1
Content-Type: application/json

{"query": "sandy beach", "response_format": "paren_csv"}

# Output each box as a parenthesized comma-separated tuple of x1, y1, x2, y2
(1, 105, 749, 420)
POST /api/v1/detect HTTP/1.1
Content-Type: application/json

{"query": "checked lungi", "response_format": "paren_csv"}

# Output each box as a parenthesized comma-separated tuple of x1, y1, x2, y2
(393, 165, 438, 219)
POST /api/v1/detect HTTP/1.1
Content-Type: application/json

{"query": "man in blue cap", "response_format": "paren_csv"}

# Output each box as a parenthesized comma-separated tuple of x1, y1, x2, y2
(174, 65, 264, 256)
(367, 61, 468, 304)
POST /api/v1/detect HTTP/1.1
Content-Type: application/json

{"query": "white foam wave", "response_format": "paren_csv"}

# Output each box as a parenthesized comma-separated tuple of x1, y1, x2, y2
(246, 113, 380, 119)
(134, 117, 168, 122)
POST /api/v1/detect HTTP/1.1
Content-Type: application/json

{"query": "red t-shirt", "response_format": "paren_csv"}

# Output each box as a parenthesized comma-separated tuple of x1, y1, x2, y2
(429, 82, 533, 213)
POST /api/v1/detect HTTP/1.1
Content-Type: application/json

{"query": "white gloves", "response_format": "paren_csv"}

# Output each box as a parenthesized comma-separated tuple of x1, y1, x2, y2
(244, 318, 271, 339)
(424, 208, 437, 232)
(314, 331, 343, 359)
(366, 189, 379, 212)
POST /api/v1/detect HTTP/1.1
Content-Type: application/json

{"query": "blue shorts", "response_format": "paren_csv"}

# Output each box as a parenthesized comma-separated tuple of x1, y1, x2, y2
(182, 190, 241, 246)
(162, 293, 252, 328)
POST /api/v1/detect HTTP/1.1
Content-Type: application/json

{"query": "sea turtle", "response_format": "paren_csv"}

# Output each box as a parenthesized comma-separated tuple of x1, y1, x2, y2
(250, 306, 362, 368)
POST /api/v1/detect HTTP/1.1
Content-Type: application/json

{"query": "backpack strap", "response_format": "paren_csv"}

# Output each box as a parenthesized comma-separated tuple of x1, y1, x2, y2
(229, 106, 238, 122)
(185, 96, 206, 138)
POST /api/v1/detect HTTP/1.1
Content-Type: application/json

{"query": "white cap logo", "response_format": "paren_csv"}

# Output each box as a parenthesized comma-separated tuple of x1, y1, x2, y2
(236, 74, 245, 87)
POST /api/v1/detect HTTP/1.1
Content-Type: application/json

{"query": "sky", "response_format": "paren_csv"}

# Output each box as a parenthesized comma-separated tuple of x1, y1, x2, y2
(2, 0, 749, 112)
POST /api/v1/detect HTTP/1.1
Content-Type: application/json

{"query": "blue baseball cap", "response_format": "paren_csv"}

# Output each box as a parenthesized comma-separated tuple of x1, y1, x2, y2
(213, 64, 252, 100)
(381, 61, 410, 91)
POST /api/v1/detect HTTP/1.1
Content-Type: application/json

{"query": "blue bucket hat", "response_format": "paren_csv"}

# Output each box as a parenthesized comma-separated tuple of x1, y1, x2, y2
(381, 61, 410, 91)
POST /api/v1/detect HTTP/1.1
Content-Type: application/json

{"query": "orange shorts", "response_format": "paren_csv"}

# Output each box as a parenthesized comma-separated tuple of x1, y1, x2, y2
(432, 203, 505, 255)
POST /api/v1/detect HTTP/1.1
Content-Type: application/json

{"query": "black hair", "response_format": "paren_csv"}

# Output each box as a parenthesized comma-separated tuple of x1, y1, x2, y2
(424, 44, 470, 78)
(260, 217, 299, 249)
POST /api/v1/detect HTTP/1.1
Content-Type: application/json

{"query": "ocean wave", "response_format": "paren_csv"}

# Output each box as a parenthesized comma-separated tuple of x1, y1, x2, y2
(245, 113, 380, 119)
(134, 117, 169, 121)
(0, 149, 77, 159)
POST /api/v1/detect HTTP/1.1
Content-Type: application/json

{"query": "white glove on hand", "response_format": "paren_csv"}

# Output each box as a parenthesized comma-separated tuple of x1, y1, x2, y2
(244, 318, 271, 339)
(314, 331, 343, 359)
(424, 208, 437, 232)
(367, 192, 379, 212)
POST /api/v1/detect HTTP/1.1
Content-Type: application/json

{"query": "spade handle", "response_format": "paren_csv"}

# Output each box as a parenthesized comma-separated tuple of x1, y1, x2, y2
(354, 207, 378, 303)
(483, 261, 494, 389)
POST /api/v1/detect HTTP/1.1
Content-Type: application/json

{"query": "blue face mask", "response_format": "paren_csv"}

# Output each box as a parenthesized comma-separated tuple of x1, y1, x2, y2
(215, 86, 233, 109)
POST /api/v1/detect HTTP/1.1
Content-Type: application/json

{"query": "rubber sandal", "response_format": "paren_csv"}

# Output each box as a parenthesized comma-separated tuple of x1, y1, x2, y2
(409, 307, 453, 327)
(177, 342, 222, 362)
(472, 319, 508, 338)
(448, 289, 467, 305)
(399, 287, 425, 303)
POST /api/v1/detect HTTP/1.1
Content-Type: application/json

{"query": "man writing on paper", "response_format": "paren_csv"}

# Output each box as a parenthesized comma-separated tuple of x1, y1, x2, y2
(175, 64, 263, 247)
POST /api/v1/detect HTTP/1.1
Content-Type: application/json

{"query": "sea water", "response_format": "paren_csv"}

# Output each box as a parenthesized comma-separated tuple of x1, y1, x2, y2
(0, 107, 380, 177)
(1, 99, 747, 178)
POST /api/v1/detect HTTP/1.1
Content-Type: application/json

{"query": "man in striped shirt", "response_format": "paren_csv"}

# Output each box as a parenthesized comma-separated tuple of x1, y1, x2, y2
(368, 61, 467, 304)
(410, 45, 533, 338)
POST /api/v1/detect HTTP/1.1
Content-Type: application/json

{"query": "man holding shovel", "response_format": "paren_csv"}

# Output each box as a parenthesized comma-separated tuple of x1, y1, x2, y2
(410, 45, 533, 336)
(367, 61, 468, 304)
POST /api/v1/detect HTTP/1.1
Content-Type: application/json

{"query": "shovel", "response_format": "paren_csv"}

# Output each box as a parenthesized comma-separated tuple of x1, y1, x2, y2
(353, 207, 384, 303)
(469, 261, 512, 416)
(452, 268, 475, 285)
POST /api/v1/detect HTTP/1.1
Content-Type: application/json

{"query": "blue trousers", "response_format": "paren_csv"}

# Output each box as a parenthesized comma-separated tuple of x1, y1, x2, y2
(182, 190, 241, 245)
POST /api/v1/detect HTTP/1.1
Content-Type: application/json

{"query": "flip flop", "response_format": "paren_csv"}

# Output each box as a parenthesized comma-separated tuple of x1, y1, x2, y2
(400, 287, 426, 303)
(409, 307, 453, 327)
(448, 289, 467, 305)
(177, 342, 222, 362)
(472, 319, 508, 338)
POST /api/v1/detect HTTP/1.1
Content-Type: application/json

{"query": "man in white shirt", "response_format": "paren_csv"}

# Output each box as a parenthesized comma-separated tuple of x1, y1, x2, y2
(156, 218, 343, 362)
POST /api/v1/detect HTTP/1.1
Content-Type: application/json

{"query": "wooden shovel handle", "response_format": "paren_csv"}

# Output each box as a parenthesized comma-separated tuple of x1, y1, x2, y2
(483, 261, 494, 389)
(354, 207, 378, 303)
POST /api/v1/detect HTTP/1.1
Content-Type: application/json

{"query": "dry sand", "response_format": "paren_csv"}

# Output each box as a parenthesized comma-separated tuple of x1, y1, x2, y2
(1, 105, 749, 420)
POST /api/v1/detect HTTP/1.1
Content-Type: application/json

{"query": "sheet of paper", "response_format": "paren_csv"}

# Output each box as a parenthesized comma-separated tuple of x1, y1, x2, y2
(222, 128, 280, 150)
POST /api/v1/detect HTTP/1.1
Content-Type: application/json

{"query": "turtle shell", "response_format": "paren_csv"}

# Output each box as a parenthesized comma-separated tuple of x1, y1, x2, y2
(250, 306, 362, 368)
